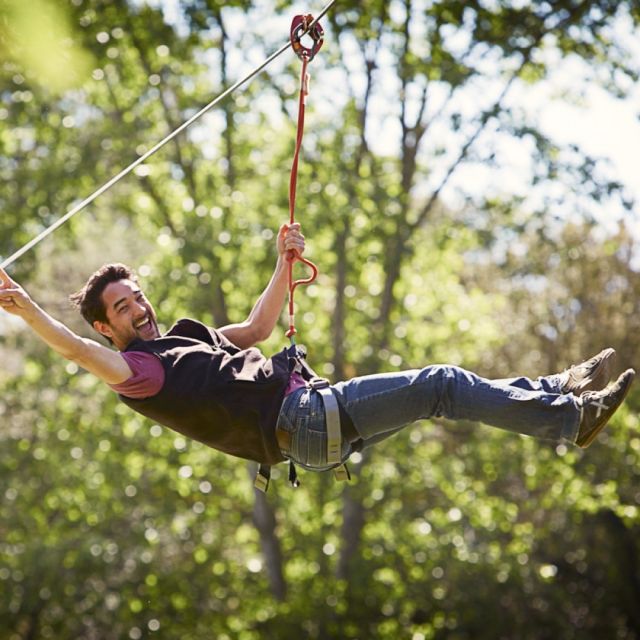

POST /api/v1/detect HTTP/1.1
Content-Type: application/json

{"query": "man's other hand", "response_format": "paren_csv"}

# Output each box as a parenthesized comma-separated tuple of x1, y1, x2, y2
(0, 268, 35, 319)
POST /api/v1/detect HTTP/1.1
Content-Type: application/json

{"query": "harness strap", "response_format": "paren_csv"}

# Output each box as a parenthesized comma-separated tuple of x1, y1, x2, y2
(288, 461, 300, 487)
(254, 461, 300, 493)
(309, 377, 350, 481)
(334, 462, 351, 482)
(254, 464, 271, 493)
(310, 379, 341, 464)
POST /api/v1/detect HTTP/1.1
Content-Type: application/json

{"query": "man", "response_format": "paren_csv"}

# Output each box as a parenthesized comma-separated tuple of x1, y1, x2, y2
(0, 222, 635, 483)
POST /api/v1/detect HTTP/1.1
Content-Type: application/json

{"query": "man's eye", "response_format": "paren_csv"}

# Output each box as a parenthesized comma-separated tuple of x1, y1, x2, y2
(118, 306, 128, 313)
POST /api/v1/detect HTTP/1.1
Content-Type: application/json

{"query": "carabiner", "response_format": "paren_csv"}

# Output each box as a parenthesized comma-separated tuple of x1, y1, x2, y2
(290, 14, 324, 62)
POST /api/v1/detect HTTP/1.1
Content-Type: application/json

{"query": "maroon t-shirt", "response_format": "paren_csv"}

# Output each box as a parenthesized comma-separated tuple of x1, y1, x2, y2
(109, 351, 164, 399)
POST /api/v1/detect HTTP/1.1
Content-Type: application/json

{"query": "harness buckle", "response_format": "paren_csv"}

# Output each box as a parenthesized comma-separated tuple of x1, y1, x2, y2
(309, 376, 330, 390)
(290, 14, 324, 62)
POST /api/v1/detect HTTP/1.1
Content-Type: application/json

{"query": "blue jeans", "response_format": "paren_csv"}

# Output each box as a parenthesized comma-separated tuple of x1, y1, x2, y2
(275, 365, 581, 471)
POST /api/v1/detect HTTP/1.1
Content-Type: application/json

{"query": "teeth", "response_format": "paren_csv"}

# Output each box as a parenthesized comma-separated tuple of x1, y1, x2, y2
(136, 318, 149, 328)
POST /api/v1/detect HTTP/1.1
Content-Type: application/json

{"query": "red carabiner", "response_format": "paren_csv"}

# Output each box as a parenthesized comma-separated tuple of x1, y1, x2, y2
(290, 14, 324, 61)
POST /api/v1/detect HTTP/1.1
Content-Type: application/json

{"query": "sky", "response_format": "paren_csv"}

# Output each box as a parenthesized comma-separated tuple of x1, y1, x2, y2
(537, 78, 640, 205)
(441, 57, 640, 229)
(188, 1, 640, 231)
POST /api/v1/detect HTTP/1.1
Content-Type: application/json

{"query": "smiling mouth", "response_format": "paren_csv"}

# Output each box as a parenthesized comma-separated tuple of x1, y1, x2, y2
(135, 317, 153, 331)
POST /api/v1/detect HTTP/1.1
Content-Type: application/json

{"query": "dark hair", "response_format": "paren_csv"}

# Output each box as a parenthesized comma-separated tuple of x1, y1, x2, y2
(70, 263, 137, 327)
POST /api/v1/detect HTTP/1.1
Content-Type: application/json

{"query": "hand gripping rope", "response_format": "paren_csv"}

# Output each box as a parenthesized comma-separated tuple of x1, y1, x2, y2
(285, 14, 324, 344)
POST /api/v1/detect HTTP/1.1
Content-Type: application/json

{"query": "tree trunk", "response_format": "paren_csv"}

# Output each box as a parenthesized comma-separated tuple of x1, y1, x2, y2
(336, 453, 369, 581)
(248, 464, 287, 601)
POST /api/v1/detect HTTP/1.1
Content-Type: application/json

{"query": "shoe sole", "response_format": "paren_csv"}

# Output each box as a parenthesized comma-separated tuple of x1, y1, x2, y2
(577, 368, 635, 448)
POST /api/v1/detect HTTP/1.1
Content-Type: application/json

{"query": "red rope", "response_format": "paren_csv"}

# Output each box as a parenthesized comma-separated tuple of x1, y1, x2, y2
(286, 15, 323, 342)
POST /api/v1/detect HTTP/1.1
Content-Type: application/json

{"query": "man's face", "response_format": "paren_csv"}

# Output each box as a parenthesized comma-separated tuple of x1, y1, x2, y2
(95, 279, 160, 350)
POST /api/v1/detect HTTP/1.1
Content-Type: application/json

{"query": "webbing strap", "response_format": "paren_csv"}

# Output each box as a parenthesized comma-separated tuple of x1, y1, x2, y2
(288, 461, 300, 487)
(315, 385, 342, 465)
(334, 463, 350, 482)
(254, 461, 300, 492)
(309, 377, 349, 482)
(254, 464, 270, 493)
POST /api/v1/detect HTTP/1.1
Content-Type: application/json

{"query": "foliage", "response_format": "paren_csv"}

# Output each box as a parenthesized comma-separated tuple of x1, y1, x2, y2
(1, 1, 639, 639)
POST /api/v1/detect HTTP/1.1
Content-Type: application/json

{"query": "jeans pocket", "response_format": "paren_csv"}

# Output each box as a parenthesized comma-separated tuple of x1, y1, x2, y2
(303, 428, 328, 467)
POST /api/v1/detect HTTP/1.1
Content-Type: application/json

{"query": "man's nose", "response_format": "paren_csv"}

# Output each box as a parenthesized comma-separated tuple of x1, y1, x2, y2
(133, 301, 147, 315)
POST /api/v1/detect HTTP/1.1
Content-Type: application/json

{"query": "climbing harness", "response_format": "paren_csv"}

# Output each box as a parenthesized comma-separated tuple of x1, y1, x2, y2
(255, 342, 351, 493)
(0, 1, 337, 271)
(254, 13, 349, 493)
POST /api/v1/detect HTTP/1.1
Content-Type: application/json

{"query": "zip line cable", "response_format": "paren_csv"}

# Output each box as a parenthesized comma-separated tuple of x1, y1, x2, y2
(0, 0, 337, 271)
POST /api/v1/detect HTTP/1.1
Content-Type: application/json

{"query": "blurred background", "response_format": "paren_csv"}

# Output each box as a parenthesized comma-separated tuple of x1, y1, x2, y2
(1, 1, 639, 638)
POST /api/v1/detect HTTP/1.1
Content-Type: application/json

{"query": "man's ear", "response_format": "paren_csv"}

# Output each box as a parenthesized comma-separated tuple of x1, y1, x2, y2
(93, 320, 113, 340)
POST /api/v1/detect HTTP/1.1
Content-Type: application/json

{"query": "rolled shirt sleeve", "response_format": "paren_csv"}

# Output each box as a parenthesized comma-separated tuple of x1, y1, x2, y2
(108, 351, 165, 399)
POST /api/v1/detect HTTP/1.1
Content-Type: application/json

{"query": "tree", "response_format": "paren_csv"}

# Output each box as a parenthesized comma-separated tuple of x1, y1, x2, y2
(1, 1, 639, 638)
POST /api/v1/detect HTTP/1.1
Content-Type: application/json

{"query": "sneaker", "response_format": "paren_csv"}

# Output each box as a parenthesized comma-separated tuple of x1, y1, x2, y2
(576, 368, 635, 448)
(561, 348, 616, 396)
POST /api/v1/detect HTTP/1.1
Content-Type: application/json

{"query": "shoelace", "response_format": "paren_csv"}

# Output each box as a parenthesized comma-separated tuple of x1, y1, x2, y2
(565, 360, 597, 386)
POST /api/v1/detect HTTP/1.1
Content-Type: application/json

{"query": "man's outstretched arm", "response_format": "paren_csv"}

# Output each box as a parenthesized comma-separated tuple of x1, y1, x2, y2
(0, 268, 132, 384)
(219, 223, 305, 349)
